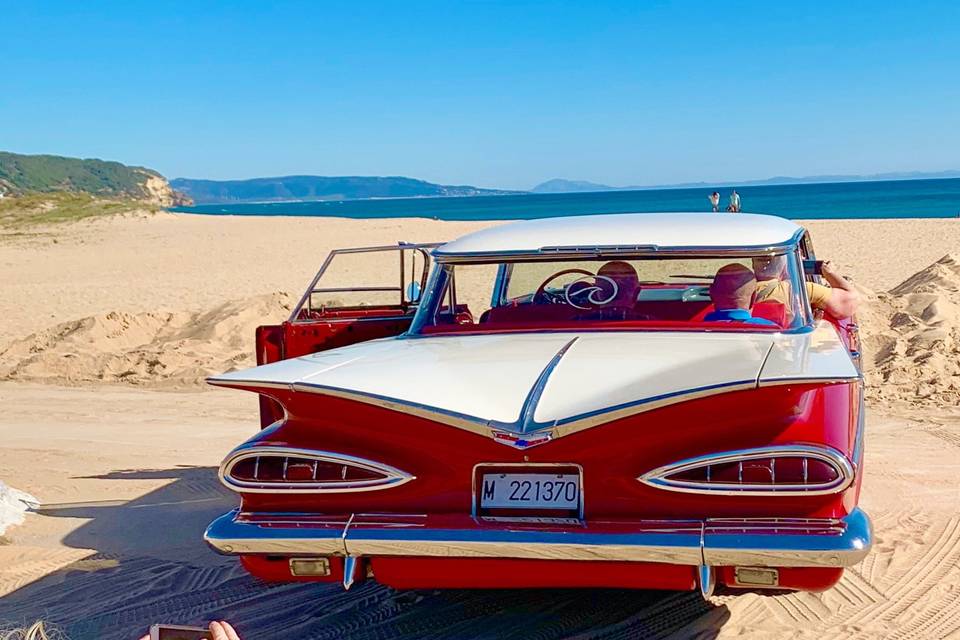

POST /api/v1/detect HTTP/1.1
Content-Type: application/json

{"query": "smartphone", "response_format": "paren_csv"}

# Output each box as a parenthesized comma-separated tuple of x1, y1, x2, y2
(150, 624, 208, 640)
(802, 259, 825, 275)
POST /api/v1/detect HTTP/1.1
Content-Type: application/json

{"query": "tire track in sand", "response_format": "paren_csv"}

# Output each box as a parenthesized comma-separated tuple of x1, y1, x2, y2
(845, 516, 960, 633)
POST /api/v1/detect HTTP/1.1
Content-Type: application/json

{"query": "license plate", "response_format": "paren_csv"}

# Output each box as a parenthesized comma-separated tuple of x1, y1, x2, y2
(479, 473, 580, 510)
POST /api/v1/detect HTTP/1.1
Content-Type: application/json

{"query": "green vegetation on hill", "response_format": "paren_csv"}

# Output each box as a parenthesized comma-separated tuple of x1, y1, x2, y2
(0, 192, 156, 230)
(0, 151, 158, 198)
(171, 175, 517, 204)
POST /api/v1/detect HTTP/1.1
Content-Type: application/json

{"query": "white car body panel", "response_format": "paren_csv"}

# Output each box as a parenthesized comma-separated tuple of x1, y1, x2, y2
(760, 321, 860, 385)
(434, 212, 802, 256)
(209, 326, 858, 433)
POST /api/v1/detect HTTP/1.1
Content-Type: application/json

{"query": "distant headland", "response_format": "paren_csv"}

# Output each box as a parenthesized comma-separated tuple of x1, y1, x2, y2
(170, 176, 519, 205)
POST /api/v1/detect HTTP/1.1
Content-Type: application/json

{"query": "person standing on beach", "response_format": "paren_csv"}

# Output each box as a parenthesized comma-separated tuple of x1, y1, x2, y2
(708, 191, 720, 212)
(729, 189, 741, 213)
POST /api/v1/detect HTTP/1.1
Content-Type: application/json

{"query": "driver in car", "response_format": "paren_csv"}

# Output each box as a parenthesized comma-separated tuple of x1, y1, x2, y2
(595, 261, 641, 319)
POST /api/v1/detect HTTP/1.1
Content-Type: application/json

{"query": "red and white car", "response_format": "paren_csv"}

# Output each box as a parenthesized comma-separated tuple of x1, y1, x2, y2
(204, 212, 870, 597)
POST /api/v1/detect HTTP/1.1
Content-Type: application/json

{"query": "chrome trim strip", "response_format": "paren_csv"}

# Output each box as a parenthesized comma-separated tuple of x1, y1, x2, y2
(289, 242, 442, 323)
(852, 382, 866, 469)
(482, 338, 578, 437)
(549, 379, 757, 438)
(292, 378, 759, 445)
(206, 378, 293, 391)
(638, 445, 855, 496)
(219, 446, 416, 494)
(342, 528, 703, 564)
(702, 508, 872, 568)
(204, 508, 872, 568)
(204, 510, 349, 555)
(290, 381, 493, 436)
(757, 376, 861, 388)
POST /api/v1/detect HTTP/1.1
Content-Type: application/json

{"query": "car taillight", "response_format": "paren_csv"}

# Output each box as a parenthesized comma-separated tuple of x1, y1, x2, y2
(639, 445, 853, 496)
(220, 447, 415, 493)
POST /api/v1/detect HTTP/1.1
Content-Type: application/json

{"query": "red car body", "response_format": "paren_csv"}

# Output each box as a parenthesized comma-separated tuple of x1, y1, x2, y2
(204, 213, 870, 598)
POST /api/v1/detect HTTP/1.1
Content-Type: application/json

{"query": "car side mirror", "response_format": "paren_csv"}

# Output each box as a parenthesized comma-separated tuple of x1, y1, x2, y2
(405, 281, 422, 303)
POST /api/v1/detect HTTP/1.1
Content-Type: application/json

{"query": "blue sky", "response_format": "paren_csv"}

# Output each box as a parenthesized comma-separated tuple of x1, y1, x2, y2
(2, 1, 958, 190)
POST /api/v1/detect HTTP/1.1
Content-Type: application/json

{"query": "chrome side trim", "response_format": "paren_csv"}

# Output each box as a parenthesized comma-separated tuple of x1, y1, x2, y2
(852, 381, 866, 469)
(290, 381, 493, 437)
(291, 378, 759, 445)
(204, 508, 873, 569)
(757, 376, 861, 388)
(219, 446, 416, 494)
(207, 378, 292, 391)
(549, 379, 757, 438)
(638, 445, 855, 496)
(204, 510, 349, 555)
(702, 508, 872, 568)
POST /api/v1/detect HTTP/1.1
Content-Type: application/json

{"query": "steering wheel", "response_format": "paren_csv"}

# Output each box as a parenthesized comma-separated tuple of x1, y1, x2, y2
(533, 268, 595, 305)
(533, 268, 624, 310)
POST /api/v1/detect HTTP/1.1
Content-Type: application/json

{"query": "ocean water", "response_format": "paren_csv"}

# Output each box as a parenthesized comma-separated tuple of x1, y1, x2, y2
(172, 177, 960, 221)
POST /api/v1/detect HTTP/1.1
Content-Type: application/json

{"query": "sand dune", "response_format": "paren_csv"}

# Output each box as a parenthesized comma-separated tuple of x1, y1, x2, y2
(861, 254, 960, 406)
(2, 246, 958, 409)
(0, 293, 293, 387)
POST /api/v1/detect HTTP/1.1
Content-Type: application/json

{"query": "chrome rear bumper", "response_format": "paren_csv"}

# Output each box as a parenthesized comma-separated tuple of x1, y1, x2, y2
(205, 508, 872, 574)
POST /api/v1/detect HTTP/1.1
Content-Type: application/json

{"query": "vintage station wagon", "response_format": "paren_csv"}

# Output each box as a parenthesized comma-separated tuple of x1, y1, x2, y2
(204, 212, 871, 598)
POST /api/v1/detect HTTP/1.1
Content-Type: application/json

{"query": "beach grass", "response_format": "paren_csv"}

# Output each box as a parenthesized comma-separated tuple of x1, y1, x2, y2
(0, 192, 157, 229)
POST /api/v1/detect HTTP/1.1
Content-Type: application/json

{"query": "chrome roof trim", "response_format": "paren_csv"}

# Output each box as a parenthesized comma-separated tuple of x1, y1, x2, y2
(434, 228, 806, 263)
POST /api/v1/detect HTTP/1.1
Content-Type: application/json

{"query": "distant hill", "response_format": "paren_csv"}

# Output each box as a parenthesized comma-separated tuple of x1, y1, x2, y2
(171, 175, 517, 204)
(0, 151, 190, 205)
(533, 170, 960, 193)
(531, 179, 618, 194)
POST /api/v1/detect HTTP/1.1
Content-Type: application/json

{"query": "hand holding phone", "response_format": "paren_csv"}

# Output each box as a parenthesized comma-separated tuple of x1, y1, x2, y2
(145, 620, 241, 640)
(149, 624, 208, 640)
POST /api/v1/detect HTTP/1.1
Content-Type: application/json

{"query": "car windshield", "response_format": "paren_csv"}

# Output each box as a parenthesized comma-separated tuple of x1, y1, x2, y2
(409, 253, 809, 334)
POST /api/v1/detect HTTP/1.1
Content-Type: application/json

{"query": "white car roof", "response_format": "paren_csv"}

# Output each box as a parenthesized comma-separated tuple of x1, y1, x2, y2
(434, 212, 803, 257)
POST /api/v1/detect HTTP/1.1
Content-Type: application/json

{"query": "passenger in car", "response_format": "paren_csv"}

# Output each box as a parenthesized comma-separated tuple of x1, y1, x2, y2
(704, 264, 778, 326)
(752, 255, 860, 319)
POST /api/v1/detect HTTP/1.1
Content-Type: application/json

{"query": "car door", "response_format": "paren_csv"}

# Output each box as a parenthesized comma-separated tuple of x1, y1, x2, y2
(254, 242, 439, 425)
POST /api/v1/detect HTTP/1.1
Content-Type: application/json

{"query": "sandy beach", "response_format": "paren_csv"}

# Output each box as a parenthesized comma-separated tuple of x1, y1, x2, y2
(1, 212, 959, 639)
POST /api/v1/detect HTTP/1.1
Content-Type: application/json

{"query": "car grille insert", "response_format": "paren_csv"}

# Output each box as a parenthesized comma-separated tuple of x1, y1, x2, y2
(220, 447, 415, 493)
(639, 445, 854, 496)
